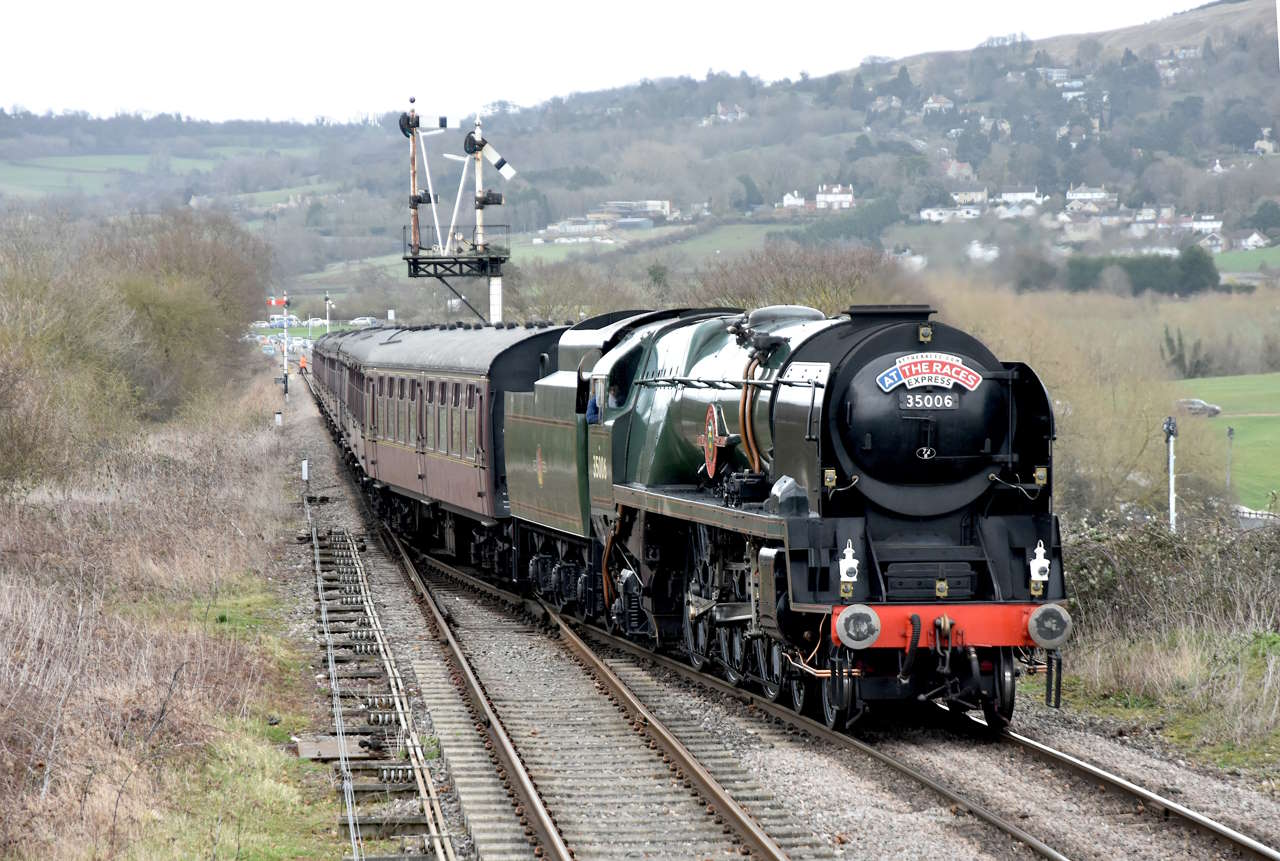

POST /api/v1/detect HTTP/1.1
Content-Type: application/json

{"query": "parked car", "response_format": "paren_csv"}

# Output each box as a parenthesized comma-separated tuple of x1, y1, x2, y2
(349, 316, 378, 327)
(269, 314, 301, 329)
(1176, 398, 1222, 417)
(303, 317, 327, 327)
(261, 344, 276, 357)
(251, 320, 271, 329)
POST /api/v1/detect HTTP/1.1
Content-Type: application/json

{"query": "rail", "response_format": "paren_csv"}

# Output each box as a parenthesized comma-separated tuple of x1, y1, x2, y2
(382, 528, 572, 861)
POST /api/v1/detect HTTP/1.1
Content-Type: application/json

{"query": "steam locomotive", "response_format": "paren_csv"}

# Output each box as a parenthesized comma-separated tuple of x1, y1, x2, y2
(310, 305, 1071, 728)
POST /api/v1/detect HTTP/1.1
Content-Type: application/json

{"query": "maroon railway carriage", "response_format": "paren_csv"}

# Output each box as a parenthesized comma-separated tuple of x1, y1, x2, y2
(311, 323, 566, 554)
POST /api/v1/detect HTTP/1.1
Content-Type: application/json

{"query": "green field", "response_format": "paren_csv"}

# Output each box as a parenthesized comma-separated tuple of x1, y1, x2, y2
(0, 153, 217, 197)
(1178, 372, 1280, 510)
(1215, 246, 1280, 272)
(207, 145, 317, 159)
(660, 223, 776, 260)
(235, 181, 341, 207)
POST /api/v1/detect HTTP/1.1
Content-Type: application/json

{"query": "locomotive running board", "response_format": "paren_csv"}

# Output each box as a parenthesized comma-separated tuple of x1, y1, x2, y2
(611, 484, 787, 539)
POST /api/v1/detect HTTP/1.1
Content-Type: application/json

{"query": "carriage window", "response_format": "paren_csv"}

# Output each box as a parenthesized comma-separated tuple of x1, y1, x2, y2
(397, 380, 407, 444)
(437, 382, 446, 453)
(450, 383, 461, 456)
(426, 382, 436, 450)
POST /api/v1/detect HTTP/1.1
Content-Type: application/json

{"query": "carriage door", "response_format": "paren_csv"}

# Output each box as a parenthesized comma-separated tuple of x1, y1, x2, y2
(366, 376, 379, 476)
(413, 379, 427, 493)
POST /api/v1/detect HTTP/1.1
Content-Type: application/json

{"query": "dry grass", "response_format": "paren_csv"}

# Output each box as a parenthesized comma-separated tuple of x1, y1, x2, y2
(1066, 506, 1280, 751)
(0, 374, 294, 857)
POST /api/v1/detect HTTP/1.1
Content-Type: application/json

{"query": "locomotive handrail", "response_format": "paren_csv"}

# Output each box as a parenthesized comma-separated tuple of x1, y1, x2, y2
(635, 376, 820, 389)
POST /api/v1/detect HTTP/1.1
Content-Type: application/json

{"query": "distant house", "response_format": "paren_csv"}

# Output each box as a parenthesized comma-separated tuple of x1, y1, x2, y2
(1254, 128, 1275, 155)
(1066, 184, 1109, 202)
(943, 160, 975, 181)
(996, 186, 1044, 205)
(922, 94, 955, 115)
(815, 184, 855, 210)
(978, 115, 1011, 136)
(1065, 199, 1101, 214)
(1197, 232, 1226, 254)
(994, 203, 1038, 220)
(1174, 45, 1202, 60)
(950, 185, 988, 206)
(919, 206, 981, 223)
(700, 102, 749, 127)
(1035, 67, 1069, 84)
(868, 95, 902, 114)
(1066, 184, 1119, 210)
(779, 190, 806, 209)
(1191, 213, 1223, 233)
(1229, 229, 1270, 250)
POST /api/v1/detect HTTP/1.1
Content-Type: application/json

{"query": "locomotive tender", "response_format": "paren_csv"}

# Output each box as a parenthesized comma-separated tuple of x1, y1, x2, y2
(311, 305, 1071, 728)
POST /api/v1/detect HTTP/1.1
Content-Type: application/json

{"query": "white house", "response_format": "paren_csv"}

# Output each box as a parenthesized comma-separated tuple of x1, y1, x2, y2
(815, 184, 855, 210)
(950, 185, 988, 206)
(779, 190, 806, 209)
(1036, 67, 1069, 84)
(997, 186, 1044, 205)
(1254, 128, 1275, 155)
(1191, 213, 1223, 233)
(1229, 229, 1270, 250)
(868, 95, 902, 113)
(919, 206, 981, 223)
(1066, 184, 1110, 202)
(1197, 232, 1226, 254)
(922, 94, 955, 115)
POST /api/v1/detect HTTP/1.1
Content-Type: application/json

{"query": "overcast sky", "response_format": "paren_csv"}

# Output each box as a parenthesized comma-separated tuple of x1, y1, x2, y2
(6, 0, 1206, 123)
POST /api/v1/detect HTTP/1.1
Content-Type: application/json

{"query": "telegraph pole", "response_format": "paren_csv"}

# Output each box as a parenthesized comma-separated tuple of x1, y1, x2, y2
(1163, 416, 1177, 533)
(325, 292, 332, 334)
(282, 291, 289, 400)
(1226, 425, 1235, 492)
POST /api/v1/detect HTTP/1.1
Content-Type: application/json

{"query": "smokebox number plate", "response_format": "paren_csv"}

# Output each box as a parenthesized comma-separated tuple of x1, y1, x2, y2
(898, 392, 959, 410)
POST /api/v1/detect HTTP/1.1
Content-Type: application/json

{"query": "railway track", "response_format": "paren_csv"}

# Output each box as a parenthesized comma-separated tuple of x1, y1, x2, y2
(304, 498, 457, 861)
(402, 543, 1279, 861)
(383, 528, 820, 860)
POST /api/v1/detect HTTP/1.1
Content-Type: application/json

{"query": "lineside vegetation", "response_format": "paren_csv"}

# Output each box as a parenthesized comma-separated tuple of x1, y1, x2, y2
(0, 212, 345, 856)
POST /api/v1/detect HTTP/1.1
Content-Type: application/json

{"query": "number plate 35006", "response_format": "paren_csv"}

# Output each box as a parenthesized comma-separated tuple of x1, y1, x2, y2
(898, 391, 959, 410)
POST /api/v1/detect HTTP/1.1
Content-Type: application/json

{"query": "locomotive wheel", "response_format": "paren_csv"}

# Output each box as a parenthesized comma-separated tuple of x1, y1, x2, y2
(820, 672, 848, 730)
(718, 626, 747, 686)
(982, 646, 1016, 730)
(754, 639, 786, 702)
(788, 676, 810, 715)
(682, 593, 711, 671)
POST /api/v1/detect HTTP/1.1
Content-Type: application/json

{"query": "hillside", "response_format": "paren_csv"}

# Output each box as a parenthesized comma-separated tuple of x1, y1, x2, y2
(1, 0, 1277, 287)
(897, 0, 1273, 77)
